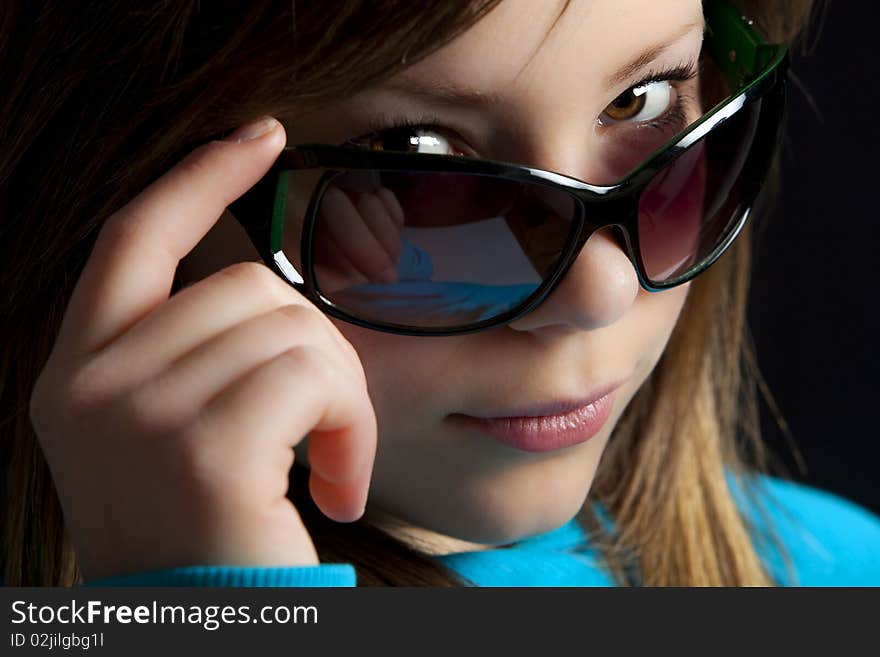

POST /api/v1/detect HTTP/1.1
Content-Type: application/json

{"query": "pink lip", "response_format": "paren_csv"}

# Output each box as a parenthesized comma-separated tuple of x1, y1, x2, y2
(451, 382, 623, 453)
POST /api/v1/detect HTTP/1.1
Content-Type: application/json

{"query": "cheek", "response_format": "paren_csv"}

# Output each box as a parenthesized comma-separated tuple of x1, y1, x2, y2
(638, 279, 691, 317)
(633, 281, 691, 368)
(332, 281, 691, 437)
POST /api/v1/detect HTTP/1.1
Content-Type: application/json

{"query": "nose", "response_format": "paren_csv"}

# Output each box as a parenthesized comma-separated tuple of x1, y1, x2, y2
(506, 224, 640, 336)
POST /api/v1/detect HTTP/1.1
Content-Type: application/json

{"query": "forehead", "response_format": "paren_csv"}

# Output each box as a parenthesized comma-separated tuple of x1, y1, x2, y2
(396, 0, 704, 95)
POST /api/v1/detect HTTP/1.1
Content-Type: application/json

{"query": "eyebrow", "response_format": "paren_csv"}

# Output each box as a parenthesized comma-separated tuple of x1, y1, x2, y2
(604, 18, 705, 90)
(377, 17, 705, 107)
(379, 76, 504, 109)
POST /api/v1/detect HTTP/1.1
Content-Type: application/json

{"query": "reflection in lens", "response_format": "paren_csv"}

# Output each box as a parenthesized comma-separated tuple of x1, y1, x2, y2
(304, 171, 576, 328)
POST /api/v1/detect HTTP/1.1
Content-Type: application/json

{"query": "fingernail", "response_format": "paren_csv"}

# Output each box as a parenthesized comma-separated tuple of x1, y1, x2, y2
(223, 116, 279, 143)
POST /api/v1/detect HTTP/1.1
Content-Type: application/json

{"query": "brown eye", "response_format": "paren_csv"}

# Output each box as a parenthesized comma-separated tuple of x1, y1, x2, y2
(605, 89, 647, 122)
(351, 126, 461, 155)
(600, 80, 674, 126)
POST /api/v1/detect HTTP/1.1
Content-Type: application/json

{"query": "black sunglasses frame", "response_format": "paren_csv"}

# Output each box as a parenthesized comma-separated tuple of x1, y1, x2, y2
(230, 0, 789, 337)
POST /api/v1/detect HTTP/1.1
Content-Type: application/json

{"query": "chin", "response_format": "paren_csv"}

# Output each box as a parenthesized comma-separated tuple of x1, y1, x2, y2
(372, 454, 600, 546)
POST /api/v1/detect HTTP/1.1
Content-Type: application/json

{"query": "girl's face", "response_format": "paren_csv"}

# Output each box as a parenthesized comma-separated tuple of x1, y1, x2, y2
(183, 0, 705, 550)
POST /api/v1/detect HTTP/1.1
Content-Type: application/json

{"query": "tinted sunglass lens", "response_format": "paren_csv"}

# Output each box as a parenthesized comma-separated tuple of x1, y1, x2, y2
(636, 92, 774, 285)
(305, 171, 576, 329)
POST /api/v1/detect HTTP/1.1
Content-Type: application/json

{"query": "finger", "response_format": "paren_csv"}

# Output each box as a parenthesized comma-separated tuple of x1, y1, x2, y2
(195, 344, 377, 523)
(141, 303, 365, 423)
(313, 226, 371, 292)
(309, 458, 374, 523)
(98, 261, 302, 380)
(56, 118, 286, 359)
(376, 187, 406, 229)
(354, 191, 404, 263)
(320, 186, 398, 283)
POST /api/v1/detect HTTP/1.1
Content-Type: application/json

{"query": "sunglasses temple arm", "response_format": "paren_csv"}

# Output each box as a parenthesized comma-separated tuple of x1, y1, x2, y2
(705, 0, 787, 90)
(228, 167, 285, 272)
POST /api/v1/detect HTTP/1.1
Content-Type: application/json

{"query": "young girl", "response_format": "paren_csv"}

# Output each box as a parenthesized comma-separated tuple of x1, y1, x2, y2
(2, 0, 878, 587)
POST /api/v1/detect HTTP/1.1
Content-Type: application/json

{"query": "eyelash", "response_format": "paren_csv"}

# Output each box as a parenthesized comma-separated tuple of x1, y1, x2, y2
(346, 112, 451, 150)
(619, 61, 700, 132)
(344, 60, 701, 151)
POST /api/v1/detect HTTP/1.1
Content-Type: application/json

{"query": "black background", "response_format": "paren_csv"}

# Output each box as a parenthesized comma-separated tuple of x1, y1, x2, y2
(748, 1, 879, 515)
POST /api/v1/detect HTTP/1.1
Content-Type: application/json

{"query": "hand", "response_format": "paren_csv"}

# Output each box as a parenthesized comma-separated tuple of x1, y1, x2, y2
(312, 172, 406, 293)
(29, 118, 377, 582)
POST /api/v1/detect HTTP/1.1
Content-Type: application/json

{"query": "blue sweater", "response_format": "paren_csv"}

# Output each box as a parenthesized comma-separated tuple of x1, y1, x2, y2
(53, 474, 878, 587)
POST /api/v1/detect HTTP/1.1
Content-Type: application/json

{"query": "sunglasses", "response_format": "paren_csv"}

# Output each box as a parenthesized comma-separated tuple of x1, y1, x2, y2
(230, 0, 788, 337)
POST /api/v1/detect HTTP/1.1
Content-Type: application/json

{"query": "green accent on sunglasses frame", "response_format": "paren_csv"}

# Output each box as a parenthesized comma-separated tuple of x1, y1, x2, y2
(704, 0, 787, 87)
(270, 170, 289, 254)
